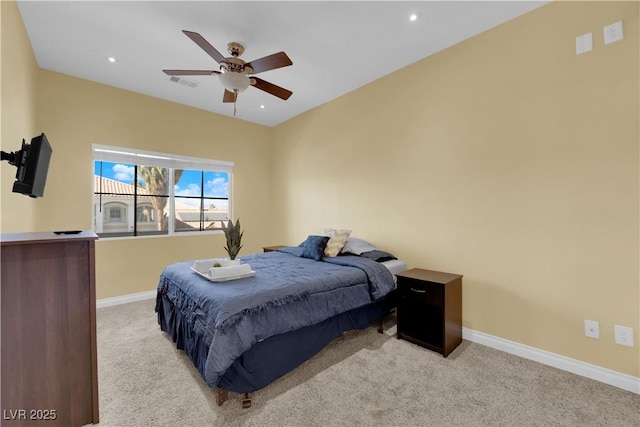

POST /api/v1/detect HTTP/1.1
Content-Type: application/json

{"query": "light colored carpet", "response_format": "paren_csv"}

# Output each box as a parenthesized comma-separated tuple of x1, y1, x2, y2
(94, 299, 639, 426)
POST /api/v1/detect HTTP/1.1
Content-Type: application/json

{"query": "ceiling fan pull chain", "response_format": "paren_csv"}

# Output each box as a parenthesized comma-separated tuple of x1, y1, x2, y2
(233, 89, 240, 117)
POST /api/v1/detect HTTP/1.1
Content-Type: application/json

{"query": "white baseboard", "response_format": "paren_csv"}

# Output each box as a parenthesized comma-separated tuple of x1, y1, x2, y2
(95, 291, 639, 394)
(463, 327, 640, 394)
(96, 290, 156, 309)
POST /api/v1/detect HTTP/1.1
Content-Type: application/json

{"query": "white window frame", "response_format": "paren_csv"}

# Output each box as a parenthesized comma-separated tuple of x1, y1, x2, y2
(92, 144, 234, 239)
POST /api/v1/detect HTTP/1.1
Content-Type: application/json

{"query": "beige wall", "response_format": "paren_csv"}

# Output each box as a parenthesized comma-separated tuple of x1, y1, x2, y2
(1, 0, 39, 231)
(271, 1, 639, 376)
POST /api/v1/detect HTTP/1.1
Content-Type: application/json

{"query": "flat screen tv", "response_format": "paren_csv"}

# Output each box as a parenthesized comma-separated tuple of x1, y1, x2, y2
(1, 133, 53, 198)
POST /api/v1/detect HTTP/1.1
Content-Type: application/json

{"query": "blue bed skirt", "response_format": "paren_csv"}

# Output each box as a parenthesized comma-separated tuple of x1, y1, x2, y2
(156, 290, 396, 393)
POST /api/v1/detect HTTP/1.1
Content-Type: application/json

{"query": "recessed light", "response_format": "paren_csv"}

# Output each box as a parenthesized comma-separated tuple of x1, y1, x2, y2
(260, 105, 265, 109)
(108, 57, 116, 63)
(409, 13, 420, 22)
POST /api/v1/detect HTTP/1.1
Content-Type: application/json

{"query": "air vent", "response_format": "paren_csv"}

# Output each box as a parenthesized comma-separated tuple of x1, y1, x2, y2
(168, 76, 198, 88)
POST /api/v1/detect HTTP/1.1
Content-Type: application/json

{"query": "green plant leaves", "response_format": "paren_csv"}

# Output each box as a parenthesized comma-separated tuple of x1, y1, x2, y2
(222, 218, 244, 260)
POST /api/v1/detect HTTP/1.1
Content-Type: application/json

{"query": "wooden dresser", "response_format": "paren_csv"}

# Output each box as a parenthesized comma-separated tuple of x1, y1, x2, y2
(1, 231, 99, 426)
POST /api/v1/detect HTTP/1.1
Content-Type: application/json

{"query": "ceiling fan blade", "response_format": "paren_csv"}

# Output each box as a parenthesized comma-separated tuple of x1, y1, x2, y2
(163, 69, 220, 76)
(182, 30, 227, 64)
(251, 77, 293, 100)
(223, 90, 237, 103)
(245, 52, 292, 74)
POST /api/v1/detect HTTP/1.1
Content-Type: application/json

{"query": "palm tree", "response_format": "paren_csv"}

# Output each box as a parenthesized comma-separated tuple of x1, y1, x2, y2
(137, 166, 183, 231)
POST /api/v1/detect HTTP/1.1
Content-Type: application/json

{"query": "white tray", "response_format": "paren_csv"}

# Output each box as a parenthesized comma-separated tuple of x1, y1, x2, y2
(191, 267, 255, 282)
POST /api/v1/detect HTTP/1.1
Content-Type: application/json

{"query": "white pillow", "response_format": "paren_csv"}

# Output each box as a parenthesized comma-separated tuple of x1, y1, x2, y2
(322, 228, 352, 257)
(340, 237, 376, 255)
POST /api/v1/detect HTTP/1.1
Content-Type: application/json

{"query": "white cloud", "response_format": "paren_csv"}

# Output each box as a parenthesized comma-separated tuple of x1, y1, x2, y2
(175, 183, 200, 197)
(112, 164, 134, 182)
(206, 176, 228, 197)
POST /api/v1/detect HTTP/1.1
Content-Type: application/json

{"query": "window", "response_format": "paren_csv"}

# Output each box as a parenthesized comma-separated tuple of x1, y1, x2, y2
(93, 145, 233, 239)
(136, 204, 155, 223)
(174, 170, 230, 232)
(105, 203, 126, 223)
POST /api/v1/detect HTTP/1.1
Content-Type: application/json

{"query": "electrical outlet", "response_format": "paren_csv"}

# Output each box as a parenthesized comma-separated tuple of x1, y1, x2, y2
(604, 21, 623, 45)
(614, 325, 634, 347)
(584, 320, 599, 339)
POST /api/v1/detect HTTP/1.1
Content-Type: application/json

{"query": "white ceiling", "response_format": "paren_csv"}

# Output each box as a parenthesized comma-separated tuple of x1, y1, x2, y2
(17, 1, 547, 127)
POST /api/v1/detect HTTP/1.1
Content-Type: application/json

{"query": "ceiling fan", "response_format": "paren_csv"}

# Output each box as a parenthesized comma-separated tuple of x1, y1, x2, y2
(163, 30, 293, 115)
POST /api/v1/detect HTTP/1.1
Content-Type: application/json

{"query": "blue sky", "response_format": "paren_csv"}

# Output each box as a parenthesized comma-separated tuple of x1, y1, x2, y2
(94, 161, 229, 208)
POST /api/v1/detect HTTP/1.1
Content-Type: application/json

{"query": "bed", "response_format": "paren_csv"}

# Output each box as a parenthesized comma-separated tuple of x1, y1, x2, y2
(155, 235, 405, 407)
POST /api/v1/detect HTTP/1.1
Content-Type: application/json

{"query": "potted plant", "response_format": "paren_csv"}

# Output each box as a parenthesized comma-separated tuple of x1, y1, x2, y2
(221, 218, 243, 264)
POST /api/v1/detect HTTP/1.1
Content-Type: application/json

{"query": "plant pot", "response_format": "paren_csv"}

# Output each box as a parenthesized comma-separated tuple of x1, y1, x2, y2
(227, 259, 241, 266)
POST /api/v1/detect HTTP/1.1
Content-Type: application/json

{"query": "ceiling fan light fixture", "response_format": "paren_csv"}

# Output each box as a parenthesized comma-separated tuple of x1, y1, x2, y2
(219, 71, 250, 93)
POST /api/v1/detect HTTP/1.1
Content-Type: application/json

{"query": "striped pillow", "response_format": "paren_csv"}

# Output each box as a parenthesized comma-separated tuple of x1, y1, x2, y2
(322, 228, 352, 257)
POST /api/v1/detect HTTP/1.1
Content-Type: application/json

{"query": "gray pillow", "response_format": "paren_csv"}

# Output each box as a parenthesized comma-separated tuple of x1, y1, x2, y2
(341, 237, 376, 255)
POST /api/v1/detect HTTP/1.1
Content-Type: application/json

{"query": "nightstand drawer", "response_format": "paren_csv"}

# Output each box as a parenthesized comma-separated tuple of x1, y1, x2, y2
(398, 277, 442, 307)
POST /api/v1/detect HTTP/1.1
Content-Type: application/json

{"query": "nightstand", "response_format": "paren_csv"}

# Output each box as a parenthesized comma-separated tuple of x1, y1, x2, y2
(396, 268, 463, 357)
(262, 245, 286, 253)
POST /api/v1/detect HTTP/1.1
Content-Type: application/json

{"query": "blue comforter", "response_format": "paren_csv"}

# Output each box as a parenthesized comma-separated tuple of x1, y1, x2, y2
(156, 247, 395, 387)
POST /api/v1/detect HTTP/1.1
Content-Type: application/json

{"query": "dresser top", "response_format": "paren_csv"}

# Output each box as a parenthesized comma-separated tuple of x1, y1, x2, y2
(1, 230, 98, 246)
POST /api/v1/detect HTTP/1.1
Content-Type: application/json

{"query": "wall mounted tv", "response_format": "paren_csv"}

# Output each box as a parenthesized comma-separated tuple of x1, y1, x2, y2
(1, 133, 53, 198)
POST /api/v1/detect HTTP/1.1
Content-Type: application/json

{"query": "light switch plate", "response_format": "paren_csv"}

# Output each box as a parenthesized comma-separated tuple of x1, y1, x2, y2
(604, 21, 623, 45)
(576, 32, 593, 55)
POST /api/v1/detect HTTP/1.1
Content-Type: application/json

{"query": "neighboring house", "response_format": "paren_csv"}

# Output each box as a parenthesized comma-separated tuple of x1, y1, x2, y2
(93, 176, 228, 235)
(93, 176, 158, 235)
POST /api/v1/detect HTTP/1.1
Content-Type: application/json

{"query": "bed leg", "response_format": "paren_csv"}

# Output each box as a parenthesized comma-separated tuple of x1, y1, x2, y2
(241, 393, 252, 409)
(378, 307, 397, 333)
(214, 387, 229, 406)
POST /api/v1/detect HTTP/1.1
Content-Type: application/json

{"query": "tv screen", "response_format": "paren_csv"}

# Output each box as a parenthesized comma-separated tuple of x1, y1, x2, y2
(10, 133, 53, 198)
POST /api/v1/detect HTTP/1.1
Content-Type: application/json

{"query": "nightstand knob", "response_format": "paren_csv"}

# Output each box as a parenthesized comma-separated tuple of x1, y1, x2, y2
(410, 287, 426, 293)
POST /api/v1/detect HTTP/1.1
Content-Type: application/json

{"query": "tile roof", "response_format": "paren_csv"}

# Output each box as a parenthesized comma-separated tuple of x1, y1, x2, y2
(94, 176, 151, 196)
